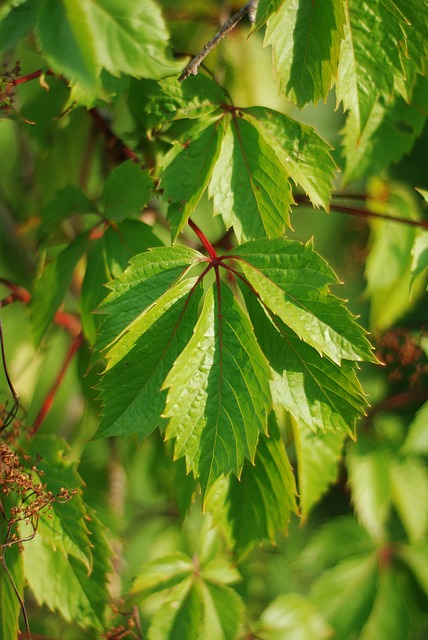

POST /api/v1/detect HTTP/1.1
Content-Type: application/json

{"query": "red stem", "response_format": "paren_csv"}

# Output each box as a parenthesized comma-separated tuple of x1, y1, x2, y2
(30, 334, 83, 436)
(329, 203, 428, 229)
(188, 219, 217, 259)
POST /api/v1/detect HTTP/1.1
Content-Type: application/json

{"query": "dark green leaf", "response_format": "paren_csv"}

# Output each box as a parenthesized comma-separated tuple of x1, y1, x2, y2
(0, 0, 39, 55)
(215, 414, 298, 560)
(148, 580, 202, 640)
(30, 232, 89, 344)
(129, 75, 226, 129)
(101, 161, 154, 221)
(161, 119, 224, 239)
(38, 186, 95, 240)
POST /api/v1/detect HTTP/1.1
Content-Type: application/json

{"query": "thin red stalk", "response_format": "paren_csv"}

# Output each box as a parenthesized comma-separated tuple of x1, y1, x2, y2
(329, 203, 428, 229)
(12, 69, 44, 86)
(188, 219, 218, 259)
(0, 279, 81, 337)
(30, 334, 83, 435)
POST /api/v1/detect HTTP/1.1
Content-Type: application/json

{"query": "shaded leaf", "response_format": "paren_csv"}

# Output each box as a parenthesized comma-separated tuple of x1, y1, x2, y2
(254, 0, 284, 31)
(30, 231, 89, 344)
(38, 186, 95, 240)
(161, 119, 224, 240)
(265, 0, 345, 107)
(210, 414, 297, 560)
(0, 0, 39, 55)
(198, 579, 243, 640)
(129, 75, 226, 129)
(209, 116, 293, 242)
(164, 283, 272, 495)
(101, 161, 153, 222)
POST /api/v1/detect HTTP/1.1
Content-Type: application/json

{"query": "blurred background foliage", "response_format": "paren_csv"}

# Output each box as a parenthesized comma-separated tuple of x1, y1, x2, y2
(0, 0, 428, 638)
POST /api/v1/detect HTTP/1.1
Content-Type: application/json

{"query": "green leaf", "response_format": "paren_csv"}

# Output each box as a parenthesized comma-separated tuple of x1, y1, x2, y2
(255, 593, 332, 640)
(95, 245, 202, 356)
(209, 116, 293, 242)
(411, 230, 428, 289)
(30, 231, 89, 344)
(198, 579, 243, 640)
(0, 0, 38, 54)
(36, 0, 181, 92)
(148, 580, 202, 640)
(398, 543, 428, 598)
(161, 119, 224, 240)
(24, 435, 92, 568)
(293, 420, 347, 518)
(254, 0, 284, 31)
(346, 437, 392, 542)
(389, 457, 428, 542)
(337, 0, 407, 132)
(364, 184, 420, 330)
(38, 186, 95, 240)
(211, 414, 297, 560)
(244, 107, 336, 209)
(98, 278, 202, 439)
(403, 401, 428, 455)
(0, 536, 24, 640)
(245, 290, 367, 436)
(101, 161, 154, 221)
(359, 568, 410, 640)
(341, 78, 428, 184)
(81, 222, 161, 344)
(310, 555, 378, 638)
(163, 283, 272, 496)
(129, 75, 226, 129)
(264, 0, 345, 107)
(22, 509, 110, 631)
(231, 237, 375, 364)
(131, 552, 194, 601)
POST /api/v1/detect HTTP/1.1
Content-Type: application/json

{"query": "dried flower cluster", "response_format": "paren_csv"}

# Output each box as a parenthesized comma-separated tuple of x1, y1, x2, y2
(1, 405, 77, 552)
(376, 327, 428, 391)
(0, 61, 20, 114)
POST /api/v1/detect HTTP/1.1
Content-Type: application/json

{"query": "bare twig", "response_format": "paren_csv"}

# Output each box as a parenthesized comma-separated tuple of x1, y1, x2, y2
(178, 0, 259, 82)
